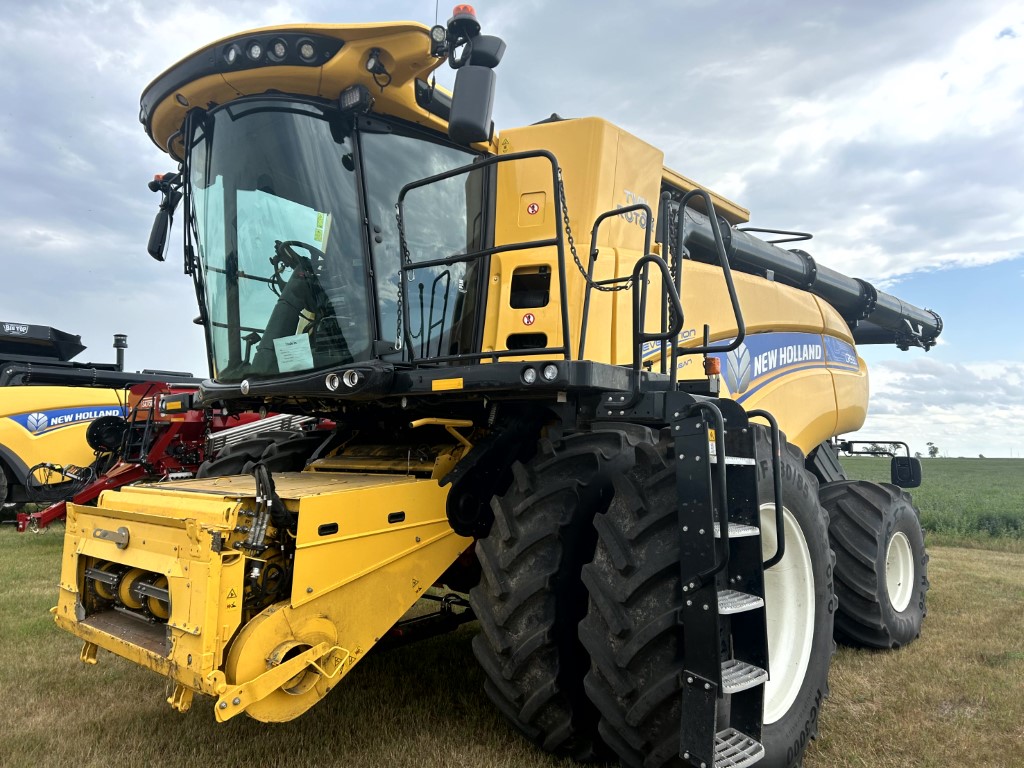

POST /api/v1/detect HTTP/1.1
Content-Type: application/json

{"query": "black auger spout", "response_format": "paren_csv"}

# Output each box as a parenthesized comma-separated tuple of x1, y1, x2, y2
(679, 207, 943, 350)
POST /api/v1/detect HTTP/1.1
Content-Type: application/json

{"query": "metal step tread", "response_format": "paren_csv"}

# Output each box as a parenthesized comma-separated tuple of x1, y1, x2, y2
(713, 522, 760, 538)
(720, 658, 769, 693)
(718, 589, 765, 614)
(715, 728, 765, 768)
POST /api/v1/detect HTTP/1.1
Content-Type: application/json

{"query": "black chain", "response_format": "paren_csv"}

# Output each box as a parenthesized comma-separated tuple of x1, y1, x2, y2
(394, 203, 406, 350)
(558, 168, 632, 293)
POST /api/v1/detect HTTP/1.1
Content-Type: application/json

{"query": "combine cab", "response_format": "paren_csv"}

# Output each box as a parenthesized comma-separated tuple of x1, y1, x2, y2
(55, 9, 936, 768)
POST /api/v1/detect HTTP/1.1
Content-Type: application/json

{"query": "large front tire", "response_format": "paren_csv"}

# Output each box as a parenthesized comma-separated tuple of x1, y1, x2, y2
(819, 480, 928, 649)
(579, 428, 835, 768)
(758, 435, 835, 768)
(468, 425, 651, 761)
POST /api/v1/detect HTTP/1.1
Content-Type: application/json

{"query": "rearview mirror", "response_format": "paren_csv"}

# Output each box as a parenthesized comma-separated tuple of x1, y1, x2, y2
(147, 172, 182, 262)
(148, 208, 173, 261)
(449, 65, 495, 145)
(891, 456, 922, 488)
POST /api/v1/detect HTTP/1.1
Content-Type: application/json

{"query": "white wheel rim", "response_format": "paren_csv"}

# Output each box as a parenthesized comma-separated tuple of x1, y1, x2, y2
(885, 531, 914, 612)
(760, 503, 815, 725)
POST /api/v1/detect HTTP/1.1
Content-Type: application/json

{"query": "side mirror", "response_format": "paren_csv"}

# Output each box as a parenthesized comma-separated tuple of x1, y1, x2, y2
(147, 172, 182, 262)
(449, 65, 495, 145)
(148, 209, 173, 261)
(891, 456, 922, 488)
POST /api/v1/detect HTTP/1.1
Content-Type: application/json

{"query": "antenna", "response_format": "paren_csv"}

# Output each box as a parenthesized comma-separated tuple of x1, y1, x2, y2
(435, 0, 439, 26)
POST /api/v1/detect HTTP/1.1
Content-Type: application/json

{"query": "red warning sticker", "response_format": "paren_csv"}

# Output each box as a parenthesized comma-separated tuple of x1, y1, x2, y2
(523, 313, 536, 326)
(526, 202, 540, 215)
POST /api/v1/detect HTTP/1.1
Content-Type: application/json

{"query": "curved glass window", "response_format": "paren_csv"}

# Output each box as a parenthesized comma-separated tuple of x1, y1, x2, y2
(360, 128, 483, 359)
(189, 100, 368, 382)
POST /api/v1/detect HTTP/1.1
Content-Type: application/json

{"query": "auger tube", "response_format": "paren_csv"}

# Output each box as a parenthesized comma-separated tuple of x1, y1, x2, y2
(679, 207, 942, 349)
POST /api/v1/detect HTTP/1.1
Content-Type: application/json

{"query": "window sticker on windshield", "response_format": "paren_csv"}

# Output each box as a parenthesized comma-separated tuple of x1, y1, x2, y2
(273, 333, 314, 372)
(314, 211, 332, 250)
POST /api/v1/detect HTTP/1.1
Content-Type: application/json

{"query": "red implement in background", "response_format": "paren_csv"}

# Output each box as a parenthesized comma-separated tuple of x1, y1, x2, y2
(16, 381, 261, 532)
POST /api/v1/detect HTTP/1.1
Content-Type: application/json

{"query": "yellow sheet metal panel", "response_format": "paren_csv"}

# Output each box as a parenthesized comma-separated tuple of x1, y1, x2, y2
(628, 261, 830, 368)
(496, 118, 662, 255)
(291, 477, 459, 604)
(485, 119, 663, 362)
(833, 356, 870, 436)
(729, 368, 839, 454)
(813, 295, 857, 344)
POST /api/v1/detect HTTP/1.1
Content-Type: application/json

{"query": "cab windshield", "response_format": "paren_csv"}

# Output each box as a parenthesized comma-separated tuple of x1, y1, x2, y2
(188, 98, 482, 383)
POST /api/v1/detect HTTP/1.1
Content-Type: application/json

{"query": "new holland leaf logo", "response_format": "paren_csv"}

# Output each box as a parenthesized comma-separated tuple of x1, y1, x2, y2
(724, 343, 752, 395)
(26, 412, 48, 433)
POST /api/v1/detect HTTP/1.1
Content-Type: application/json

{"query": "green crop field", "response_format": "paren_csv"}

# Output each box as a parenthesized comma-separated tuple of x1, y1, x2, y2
(1, 458, 1021, 767)
(842, 457, 1024, 548)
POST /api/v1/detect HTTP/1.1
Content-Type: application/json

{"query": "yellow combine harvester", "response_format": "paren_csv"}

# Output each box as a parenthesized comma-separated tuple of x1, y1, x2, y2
(55, 9, 937, 767)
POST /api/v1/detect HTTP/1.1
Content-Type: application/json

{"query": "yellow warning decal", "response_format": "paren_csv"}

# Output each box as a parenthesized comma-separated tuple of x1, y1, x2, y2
(431, 378, 464, 392)
(707, 428, 717, 442)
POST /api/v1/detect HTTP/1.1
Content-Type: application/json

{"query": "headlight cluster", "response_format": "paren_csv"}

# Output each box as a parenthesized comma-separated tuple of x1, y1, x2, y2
(521, 364, 559, 385)
(223, 35, 325, 67)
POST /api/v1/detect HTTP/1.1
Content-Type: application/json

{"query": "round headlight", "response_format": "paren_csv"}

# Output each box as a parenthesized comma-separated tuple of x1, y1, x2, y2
(325, 373, 340, 391)
(542, 364, 558, 381)
(268, 39, 287, 61)
(522, 367, 538, 385)
(298, 39, 316, 62)
(430, 25, 447, 43)
(224, 44, 242, 65)
(240, 380, 250, 395)
(246, 40, 263, 61)
(342, 370, 362, 388)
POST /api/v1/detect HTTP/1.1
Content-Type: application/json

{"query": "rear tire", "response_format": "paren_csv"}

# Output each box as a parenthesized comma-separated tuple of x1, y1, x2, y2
(579, 428, 835, 768)
(468, 425, 652, 761)
(819, 480, 928, 649)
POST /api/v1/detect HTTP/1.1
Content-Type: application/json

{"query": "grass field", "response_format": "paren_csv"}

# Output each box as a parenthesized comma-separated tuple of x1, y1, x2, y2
(1, 458, 1021, 767)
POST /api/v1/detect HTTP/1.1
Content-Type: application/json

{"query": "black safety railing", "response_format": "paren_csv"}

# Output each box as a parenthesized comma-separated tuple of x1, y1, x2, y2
(669, 189, 747, 377)
(577, 203, 653, 360)
(396, 150, 572, 365)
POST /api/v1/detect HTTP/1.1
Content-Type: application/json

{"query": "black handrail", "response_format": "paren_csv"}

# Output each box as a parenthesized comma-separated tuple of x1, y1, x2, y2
(577, 203, 653, 360)
(675, 189, 746, 356)
(748, 409, 785, 569)
(629, 254, 684, 402)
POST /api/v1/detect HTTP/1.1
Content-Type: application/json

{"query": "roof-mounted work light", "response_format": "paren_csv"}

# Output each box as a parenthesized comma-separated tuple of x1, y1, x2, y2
(339, 84, 373, 113)
(429, 24, 447, 58)
(365, 48, 385, 74)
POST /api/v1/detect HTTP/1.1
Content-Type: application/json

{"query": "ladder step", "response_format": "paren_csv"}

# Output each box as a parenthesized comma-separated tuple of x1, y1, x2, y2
(715, 728, 765, 768)
(713, 522, 760, 538)
(720, 659, 768, 693)
(717, 589, 764, 615)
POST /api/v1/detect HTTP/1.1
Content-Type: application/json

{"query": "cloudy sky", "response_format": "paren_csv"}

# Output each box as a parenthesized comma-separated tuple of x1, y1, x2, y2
(2, 1, 1021, 457)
